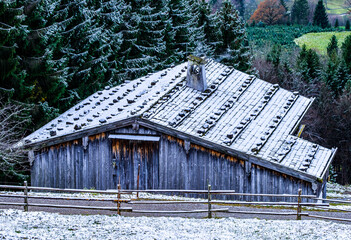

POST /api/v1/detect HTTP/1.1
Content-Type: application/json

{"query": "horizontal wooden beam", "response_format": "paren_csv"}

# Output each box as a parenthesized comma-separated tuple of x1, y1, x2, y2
(130, 201, 208, 204)
(0, 202, 25, 206)
(122, 189, 237, 194)
(306, 214, 351, 222)
(313, 198, 351, 204)
(226, 210, 309, 216)
(26, 203, 132, 212)
(132, 208, 228, 214)
(27, 186, 131, 195)
(210, 200, 329, 206)
(0, 185, 25, 190)
(108, 134, 160, 142)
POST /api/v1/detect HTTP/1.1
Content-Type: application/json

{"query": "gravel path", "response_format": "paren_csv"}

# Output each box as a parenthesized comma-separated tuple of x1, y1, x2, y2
(1, 195, 350, 223)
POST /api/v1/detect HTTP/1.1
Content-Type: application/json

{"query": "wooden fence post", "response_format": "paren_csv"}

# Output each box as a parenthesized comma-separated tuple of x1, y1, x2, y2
(297, 189, 302, 220)
(208, 185, 212, 219)
(24, 181, 28, 212)
(117, 184, 121, 215)
(137, 164, 140, 199)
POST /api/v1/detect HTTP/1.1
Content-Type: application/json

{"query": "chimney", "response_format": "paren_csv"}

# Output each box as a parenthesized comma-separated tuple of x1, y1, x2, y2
(186, 55, 207, 91)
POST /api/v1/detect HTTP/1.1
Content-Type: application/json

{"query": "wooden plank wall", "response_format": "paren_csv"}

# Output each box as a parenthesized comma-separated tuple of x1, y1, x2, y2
(31, 126, 316, 201)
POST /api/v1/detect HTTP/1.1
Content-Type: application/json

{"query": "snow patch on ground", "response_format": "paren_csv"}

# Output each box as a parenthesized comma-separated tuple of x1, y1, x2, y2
(327, 182, 351, 200)
(0, 209, 350, 239)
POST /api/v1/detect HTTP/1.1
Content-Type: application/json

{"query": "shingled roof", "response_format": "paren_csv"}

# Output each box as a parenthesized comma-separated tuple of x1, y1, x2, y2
(21, 59, 336, 182)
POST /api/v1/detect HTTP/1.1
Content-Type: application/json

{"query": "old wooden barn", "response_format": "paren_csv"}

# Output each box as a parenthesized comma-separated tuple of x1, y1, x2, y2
(21, 57, 336, 200)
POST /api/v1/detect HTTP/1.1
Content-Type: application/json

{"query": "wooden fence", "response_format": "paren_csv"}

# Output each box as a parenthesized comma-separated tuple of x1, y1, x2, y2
(0, 181, 133, 214)
(0, 182, 351, 222)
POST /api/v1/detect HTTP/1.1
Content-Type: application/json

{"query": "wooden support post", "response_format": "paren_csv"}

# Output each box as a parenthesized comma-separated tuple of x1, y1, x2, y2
(24, 181, 28, 212)
(297, 189, 302, 220)
(117, 184, 121, 215)
(137, 164, 140, 199)
(208, 185, 212, 219)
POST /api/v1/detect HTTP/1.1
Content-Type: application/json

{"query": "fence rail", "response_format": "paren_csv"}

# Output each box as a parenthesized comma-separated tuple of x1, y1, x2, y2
(1, 182, 351, 222)
(0, 181, 132, 214)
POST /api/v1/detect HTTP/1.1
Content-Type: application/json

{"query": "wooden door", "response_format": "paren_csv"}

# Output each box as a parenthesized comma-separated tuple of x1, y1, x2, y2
(112, 139, 159, 190)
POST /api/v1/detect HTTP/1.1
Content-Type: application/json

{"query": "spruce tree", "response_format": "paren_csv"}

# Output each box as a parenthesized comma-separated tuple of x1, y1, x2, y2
(291, 0, 309, 25)
(313, 0, 329, 29)
(334, 19, 339, 28)
(15, 0, 68, 126)
(325, 59, 349, 97)
(169, 0, 195, 60)
(51, 0, 120, 108)
(341, 35, 351, 72)
(346, 20, 350, 31)
(195, 0, 221, 56)
(122, 0, 169, 79)
(0, 0, 27, 99)
(325, 59, 338, 96)
(99, 0, 128, 84)
(327, 35, 338, 58)
(217, 0, 251, 72)
(189, 0, 211, 56)
(297, 44, 320, 81)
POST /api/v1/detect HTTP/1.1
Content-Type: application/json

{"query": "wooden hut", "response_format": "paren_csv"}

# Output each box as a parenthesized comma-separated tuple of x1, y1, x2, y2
(21, 58, 336, 200)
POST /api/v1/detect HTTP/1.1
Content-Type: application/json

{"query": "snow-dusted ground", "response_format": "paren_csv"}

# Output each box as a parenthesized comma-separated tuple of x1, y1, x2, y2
(327, 182, 351, 200)
(0, 209, 350, 239)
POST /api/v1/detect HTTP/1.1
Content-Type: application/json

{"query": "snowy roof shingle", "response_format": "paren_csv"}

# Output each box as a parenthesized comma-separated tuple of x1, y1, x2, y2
(22, 59, 336, 182)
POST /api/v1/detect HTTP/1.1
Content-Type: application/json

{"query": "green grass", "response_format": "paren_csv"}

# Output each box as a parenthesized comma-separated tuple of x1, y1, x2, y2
(325, 0, 348, 15)
(294, 31, 351, 55)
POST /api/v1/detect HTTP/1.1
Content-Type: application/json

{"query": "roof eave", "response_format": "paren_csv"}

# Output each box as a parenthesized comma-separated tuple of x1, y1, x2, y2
(20, 116, 141, 150)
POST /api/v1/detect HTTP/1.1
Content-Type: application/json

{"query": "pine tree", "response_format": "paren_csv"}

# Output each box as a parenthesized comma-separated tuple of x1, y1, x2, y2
(297, 44, 320, 81)
(334, 19, 339, 28)
(325, 59, 338, 96)
(267, 44, 282, 68)
(341, 35, 351, 72)
(188, 0, 211, 56)
(50, 0, 119, 108)
(313, 0, 329, 29)
(169, 0, 195, 60)
(291, 0, 309, 25)
(14, 0, 68, 126)
(195, 0, 222, 56)
(99, 0, 127, 84)
(325, 59, 349, 97)
(122, 0, 169, 79)
(346, 20, 350, 31)
(0, 0, 27, 100)
(327, 35, 338, 58)
(217, 0, 251, 72)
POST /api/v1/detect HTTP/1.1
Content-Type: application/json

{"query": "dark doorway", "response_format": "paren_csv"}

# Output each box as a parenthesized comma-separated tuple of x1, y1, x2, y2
(111, 139, 159, 190)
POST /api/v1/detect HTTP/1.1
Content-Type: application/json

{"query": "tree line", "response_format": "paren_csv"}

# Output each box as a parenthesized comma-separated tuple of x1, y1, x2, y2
(249, 0, 349, 28)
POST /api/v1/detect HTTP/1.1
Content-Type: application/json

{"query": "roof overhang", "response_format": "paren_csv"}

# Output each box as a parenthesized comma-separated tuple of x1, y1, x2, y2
(21, 116, 336, 184)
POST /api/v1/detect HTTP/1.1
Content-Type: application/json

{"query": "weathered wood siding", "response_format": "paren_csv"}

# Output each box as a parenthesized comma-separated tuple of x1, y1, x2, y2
(31, 125, 317, 201)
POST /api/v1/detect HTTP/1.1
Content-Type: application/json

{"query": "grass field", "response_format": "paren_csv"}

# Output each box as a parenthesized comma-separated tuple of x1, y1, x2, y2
(294, 31, 351, 55)
(325, 0, 348, 15)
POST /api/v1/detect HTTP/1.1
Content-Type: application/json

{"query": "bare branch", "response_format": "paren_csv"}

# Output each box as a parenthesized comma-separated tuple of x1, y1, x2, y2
(0, 98, 32, 178)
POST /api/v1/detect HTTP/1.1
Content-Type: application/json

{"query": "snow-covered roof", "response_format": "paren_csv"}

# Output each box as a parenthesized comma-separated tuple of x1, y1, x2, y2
(22, 59, 336, 181)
